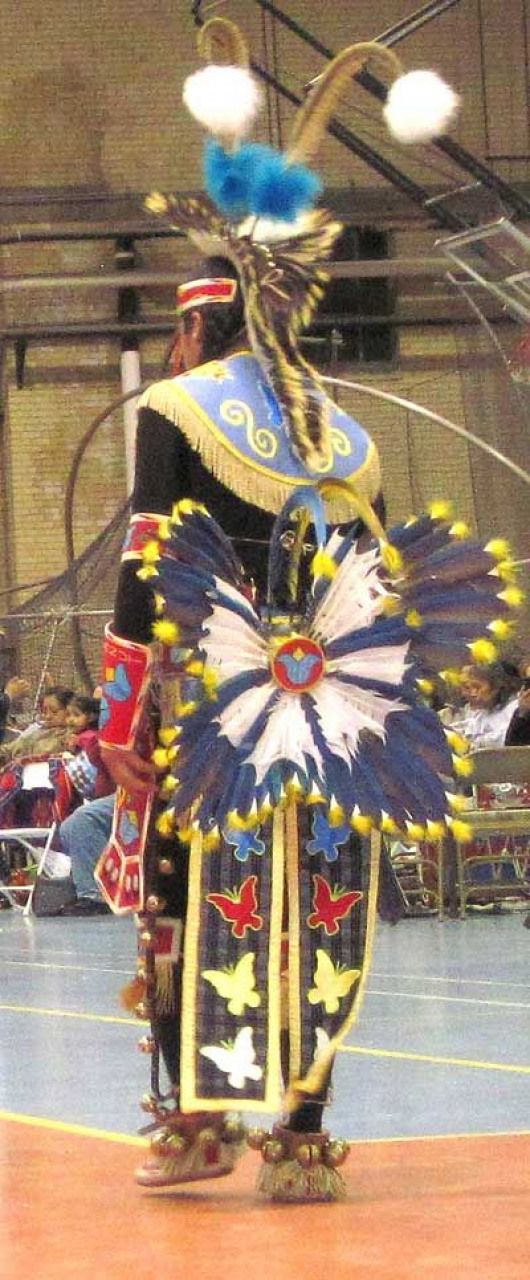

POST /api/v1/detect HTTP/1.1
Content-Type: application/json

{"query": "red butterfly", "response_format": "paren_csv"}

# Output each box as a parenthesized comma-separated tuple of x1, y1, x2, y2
(207, 874, 263, 939)
(307, 874, 363, 936)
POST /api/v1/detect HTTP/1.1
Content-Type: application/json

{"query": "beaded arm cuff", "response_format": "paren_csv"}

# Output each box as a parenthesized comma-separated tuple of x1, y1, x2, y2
(99, 626, 153, 751)
(121, 512, 167, 563)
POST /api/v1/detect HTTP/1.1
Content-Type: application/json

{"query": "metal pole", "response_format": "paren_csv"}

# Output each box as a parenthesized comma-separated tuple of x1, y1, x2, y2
(248, 0, 530, 222)
(250, 61, 466, 231)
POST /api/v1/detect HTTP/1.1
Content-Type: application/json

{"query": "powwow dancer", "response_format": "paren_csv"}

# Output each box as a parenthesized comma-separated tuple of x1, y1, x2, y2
(97, 20, 521, 1200)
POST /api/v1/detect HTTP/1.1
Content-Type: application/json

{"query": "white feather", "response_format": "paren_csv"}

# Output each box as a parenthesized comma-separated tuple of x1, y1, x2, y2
(202, 605, 268, 684)
(309, 675, 406, 763)
(312, 544, 388, 645)
(327, 642, 410, 687)
(183, 66, 263, 137)
(217, 680, 277, 748)
(383, 69, 460, 145)
(237, 211, 313, 243)
(245, 692, 323, 785)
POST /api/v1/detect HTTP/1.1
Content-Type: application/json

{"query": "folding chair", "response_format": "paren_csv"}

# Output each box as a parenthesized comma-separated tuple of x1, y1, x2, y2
(387, 838, 445, 920)
(453, 746, 530, 917)
(0, 759, 68, 914)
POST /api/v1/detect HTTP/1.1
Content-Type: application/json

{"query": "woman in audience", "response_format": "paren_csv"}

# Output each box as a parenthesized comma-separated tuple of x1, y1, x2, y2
(451, 662, 523, 748)
(0, 685, 73, 763)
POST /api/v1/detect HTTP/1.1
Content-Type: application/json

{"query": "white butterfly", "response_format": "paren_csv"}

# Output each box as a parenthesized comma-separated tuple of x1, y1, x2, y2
(200, 1025, 263, 1090)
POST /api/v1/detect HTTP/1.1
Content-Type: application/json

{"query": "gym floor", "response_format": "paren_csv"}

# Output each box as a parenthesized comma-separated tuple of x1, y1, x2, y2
(1, 909, 528, 1279)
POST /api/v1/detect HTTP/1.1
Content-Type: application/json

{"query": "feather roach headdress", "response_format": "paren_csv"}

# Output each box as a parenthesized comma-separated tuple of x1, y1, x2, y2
(146, 17, 459, 471)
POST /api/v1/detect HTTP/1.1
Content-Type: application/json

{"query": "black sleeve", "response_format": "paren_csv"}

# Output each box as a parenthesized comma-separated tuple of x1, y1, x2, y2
(113, 405, 192, 644)
(505, 708, 530, 746)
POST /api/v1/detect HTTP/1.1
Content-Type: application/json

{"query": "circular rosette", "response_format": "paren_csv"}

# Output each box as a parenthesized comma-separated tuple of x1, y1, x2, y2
(271, 635, 325, 692)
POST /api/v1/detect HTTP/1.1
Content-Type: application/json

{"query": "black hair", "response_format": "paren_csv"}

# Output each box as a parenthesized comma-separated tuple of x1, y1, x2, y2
(40, 686, 75, 709)
(182, 256, 245, 361)
(463, 662, 521, 710)
(68, 694, 100, 727)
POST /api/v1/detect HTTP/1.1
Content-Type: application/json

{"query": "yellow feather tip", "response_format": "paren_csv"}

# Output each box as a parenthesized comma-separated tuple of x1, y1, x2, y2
(416, 678, 435, 695)
(158, 727, 179, 747)
(161, 774, 178, 795)
(405, 609, 423, 629)
(498, 586, 525, 608)
(328, 801, 346, 827)
(493, 560, 517, 583)
(453, 755, 474, 777)
(468, 638, 497, 665)
(405, 822, 426, 841)
(445, 731, 469, 755)
(350, 813, 373, 836)
(202, 667, 219, 698)
(428, 499, 453, 521)
(202, 827, 221, 852)
(439, 667, 462, 687)
(176, 700, 198, 718)
(449, 521, 470, 540)
(141, 539, 161, 565)
(186, 659, 204, 677)
(156, 809, 176, 837)
(426, 820, 446, 840)
(485, 538, 511, 561)
(311, 549, 337, 580)
(449, 818, 473, 844)
(137, 565, 159, 582)
(447, 792, 469, 813)
(152, 747, 170, 770)
(487, 618, 513, 639)
(381, 594, 401, 616)
(152, 619, 180, 646)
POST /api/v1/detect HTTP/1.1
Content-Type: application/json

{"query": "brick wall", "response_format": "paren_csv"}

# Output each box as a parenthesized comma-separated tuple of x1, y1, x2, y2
(1, 0, 529, 686)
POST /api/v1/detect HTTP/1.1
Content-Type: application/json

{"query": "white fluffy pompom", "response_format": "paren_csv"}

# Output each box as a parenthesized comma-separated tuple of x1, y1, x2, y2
(383, 69, 460, 144)
(182, 65, 263, 138)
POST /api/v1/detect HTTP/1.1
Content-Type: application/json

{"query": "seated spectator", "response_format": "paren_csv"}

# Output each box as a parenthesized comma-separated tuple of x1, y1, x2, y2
(505, 663, 530, 746)
(62, 694, 114, 801)
(0, 676, 31, 743)
(0, 686, 73, 764)
(57, 792, 115, 916)
(450, 663, 522, 749)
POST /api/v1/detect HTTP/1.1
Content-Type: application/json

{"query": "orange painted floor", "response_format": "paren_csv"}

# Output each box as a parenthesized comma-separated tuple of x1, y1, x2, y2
(1, 1118, 529, 1280)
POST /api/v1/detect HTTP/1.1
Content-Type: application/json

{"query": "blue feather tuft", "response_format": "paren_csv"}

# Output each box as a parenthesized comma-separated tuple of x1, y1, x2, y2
(204, 139, 322, 221)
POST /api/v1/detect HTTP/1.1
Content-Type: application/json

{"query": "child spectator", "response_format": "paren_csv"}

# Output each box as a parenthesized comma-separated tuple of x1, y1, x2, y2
(62, 694, 114, 800)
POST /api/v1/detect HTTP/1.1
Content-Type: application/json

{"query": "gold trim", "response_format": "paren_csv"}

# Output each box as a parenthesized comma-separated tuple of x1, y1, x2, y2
(285, 803, 302, 1080)
(283, 829, 381, 1109)
(267, 809, 286, 1111)
(140, 366, 380, 519)
(179, 825, 285, 1114)
(179, 829, 203, 1111)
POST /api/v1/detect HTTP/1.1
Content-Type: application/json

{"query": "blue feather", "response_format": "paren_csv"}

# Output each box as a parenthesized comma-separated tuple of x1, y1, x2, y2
(204, 139, 322, 222)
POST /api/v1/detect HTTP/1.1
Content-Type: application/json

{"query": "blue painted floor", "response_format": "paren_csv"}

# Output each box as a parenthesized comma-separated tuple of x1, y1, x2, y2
(1, 910, 528, 1141)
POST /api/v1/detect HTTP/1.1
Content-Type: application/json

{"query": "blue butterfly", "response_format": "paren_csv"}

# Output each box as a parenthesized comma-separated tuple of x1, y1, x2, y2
(276, 652, 321, 686)
(307, 810, 351, 864)
(118, 810, 139, 846)
(224, 825, 266, 863)
(103, 663, 132, 704)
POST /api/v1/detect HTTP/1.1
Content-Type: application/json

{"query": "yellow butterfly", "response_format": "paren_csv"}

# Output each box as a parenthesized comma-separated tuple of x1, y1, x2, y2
(307, 949, 360, 1014)
(200, 1026, 263, 1090)
(202, 951, 261, 1016)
